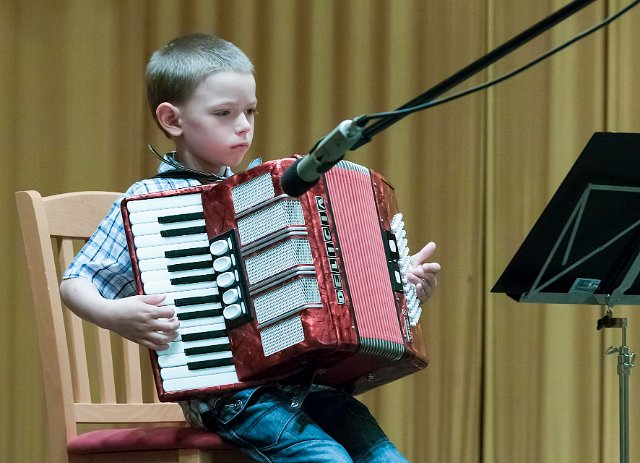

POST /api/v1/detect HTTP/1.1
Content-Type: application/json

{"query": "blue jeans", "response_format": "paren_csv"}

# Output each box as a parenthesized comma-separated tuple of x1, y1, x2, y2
(201, 387, 410, 463)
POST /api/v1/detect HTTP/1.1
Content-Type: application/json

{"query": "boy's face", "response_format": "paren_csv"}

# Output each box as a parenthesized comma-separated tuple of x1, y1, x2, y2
(173, 71, 257, 174)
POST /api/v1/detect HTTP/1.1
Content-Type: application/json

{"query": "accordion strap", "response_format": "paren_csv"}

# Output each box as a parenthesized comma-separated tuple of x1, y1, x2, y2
(154, 169, 223, 184)
(151, 155, 262, 184)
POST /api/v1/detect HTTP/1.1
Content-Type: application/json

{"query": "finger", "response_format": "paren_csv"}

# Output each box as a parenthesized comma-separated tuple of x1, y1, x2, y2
(155, 330, 178, 343)
(423, 273, 438, 291)
(423, 262, 441, 273)
(406, 272, 422, 285)
(146, 330, 176, 350)
(407, 272, 437, 290)
(157, 330, 179, 341)
(414, 282, 430, 303)
(137, 335, 167, 351)
(139, 293, 167, 306)
(150, 317, 179, 333)
(146, 340, 172, 351)
(407, 263, 439, 283)
(150, 305, 176, 320)
(410, 242, 437, 267)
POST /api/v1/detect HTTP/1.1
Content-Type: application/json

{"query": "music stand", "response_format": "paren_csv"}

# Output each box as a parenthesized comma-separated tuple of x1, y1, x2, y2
(492, 132, 639, 463)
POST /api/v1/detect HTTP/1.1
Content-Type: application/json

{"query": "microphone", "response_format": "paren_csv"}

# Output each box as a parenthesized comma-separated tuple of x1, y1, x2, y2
(281, 119, 364, 197)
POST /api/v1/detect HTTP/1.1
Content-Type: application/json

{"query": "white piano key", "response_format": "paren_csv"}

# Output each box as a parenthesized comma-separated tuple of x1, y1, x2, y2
(134, 232, 209, 249)
(162, 369, 239, 392)
(127, 193, 203, 213)
(159, 287, 220, 306)
(128, 204, 204, 225)
(178, 316, 225, 329)
(143, 278, 217, 295)
(136, 240, 211, 261)
(138, 253, 213, 272)
(157, 336, 230, 357)
(158, 354, 189, 369)
(141, 266, 215, 284)
(161, 362, 235, 381)
(158, 350, 232, 369)
(131, 218, 206, 238)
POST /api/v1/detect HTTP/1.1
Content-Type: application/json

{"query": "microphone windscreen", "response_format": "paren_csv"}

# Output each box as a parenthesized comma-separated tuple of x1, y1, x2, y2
(280, 157, 318, 197)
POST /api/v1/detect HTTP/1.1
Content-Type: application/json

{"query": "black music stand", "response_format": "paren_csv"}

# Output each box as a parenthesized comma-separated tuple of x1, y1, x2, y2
(492, 132, 639, 463)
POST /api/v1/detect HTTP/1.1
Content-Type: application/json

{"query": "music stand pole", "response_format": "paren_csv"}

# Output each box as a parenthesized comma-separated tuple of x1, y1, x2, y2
(599, 308, 636, 463)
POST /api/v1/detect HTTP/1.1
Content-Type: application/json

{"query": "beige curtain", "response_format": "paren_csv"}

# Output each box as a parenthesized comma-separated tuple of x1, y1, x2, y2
(3, 0, 639, 461)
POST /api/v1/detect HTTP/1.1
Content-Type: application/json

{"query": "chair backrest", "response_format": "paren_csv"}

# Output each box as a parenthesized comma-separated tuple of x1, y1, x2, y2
(16, 190, 186, 462)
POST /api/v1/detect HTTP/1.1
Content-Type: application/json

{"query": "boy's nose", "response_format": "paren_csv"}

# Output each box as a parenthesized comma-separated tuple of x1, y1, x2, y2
(235, 114, 252, 133)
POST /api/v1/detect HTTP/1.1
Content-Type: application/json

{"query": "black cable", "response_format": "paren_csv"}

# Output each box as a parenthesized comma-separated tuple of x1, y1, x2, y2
(355, 0, 640, 132)
(147, 144, 226, 182)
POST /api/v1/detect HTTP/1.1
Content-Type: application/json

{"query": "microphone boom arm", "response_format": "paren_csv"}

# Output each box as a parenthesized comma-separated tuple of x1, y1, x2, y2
(279, 0, 598, 197)
(352, 0, 596, 149)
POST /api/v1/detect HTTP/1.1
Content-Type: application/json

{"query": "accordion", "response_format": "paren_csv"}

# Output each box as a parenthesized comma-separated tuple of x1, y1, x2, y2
(122, 157, 428, 402)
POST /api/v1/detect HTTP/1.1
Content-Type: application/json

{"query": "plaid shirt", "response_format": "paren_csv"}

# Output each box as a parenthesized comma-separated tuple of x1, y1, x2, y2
(64, 156, 232, 427)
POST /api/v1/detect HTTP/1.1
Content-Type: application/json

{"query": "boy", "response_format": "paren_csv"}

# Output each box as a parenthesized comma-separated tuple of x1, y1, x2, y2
(60, 33, 440, 463)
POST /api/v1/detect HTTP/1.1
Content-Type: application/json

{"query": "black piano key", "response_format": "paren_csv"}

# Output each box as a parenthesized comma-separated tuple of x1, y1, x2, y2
(184, 342, 231, 356)
(158, 211, 205, 224)
(161, 225, 206, 238)
(168, 260, 213, 273)
(175, 294, 221, 306)
(177, 308, 223, 321)
(182, 327, 227, 342)
(169, 274, 216, 286)
(165, 246, 211, 259)
(187, 356, 235, 370)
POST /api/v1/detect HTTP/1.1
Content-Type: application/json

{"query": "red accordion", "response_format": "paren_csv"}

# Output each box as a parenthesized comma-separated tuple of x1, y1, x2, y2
(122, 157, 428, 402)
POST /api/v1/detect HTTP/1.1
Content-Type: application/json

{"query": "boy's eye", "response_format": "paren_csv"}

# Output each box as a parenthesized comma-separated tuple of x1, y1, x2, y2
(214, 110, 231, 117)
(246, 108, 258, 116)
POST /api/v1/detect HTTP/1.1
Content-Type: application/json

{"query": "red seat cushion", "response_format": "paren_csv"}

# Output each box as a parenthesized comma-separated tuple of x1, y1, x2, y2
(67, 426, 236, 454)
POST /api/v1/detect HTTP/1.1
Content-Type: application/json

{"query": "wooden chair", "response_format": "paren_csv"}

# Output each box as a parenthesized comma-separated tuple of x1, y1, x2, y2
(15, 190, 250, 463)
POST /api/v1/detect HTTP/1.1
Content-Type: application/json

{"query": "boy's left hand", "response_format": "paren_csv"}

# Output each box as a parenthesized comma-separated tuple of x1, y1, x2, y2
(406, 241, 440, 303)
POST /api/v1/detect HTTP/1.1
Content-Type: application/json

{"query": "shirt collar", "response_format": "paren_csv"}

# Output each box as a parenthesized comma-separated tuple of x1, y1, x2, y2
(157, 152, 232, 178)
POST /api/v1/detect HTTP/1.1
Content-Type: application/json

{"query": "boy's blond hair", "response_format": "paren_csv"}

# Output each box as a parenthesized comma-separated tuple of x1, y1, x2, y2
(146, 33, 254, 133)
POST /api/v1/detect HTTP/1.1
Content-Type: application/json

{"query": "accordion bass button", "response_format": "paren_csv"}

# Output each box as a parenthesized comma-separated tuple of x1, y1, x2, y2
(210, 239, 230, 256)
(213, 256, 232, 273)
(223, 304, 243, 320)
(223, 288, 239, 304)
(217, 271, 237, 288)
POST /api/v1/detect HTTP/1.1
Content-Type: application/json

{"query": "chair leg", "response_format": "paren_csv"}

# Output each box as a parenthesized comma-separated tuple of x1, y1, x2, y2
(178, 449, 206, 463)
(178, 448, 251, 463)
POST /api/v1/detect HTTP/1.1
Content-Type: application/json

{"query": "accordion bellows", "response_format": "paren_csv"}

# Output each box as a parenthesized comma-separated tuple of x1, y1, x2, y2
(122, 157, 428, 402)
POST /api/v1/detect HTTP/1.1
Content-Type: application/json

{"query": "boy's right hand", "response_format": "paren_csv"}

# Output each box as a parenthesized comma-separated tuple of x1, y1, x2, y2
(59, 278, 179, 352)
(110, 294, 179, 351)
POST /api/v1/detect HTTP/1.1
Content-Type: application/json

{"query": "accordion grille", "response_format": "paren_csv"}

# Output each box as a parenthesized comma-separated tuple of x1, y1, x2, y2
(244, 239, 313, 285)
(253, 278, 321, 326)
(237, 200, 305, 245)
(260, 315, 305, 357)
(231, 172, 275, 213)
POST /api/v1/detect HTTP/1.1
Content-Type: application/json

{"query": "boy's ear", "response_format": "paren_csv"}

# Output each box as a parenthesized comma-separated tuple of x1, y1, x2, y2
(156, 102, 182, 136)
